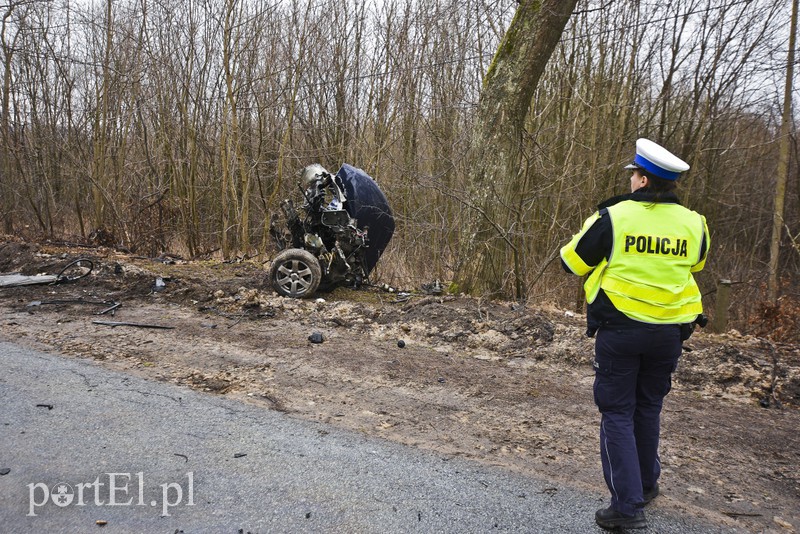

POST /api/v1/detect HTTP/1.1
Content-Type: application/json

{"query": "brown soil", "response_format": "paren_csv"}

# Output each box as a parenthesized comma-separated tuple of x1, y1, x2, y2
(1, 238, 798, 533)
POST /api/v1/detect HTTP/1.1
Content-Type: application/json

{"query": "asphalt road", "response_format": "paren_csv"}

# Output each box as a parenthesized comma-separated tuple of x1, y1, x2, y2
(0, 341, 737, 533)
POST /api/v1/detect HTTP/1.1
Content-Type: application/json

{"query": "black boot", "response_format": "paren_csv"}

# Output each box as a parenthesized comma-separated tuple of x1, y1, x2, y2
(595, 506, 647, 530)
(642, 483, 660, 505)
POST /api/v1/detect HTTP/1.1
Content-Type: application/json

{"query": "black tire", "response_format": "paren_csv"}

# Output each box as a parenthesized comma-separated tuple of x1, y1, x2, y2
(269, 248, 322, 298)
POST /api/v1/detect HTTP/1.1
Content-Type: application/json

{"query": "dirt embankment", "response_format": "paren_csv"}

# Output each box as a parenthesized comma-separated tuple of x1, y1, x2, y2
(1, 239, 799, 533)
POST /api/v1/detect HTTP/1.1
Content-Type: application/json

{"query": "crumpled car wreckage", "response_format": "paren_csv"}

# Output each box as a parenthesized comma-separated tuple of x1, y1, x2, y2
(268, 164, 395, 298)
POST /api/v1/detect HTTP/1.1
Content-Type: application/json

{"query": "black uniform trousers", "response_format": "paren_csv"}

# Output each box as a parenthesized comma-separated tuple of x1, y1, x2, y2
(592, 324, 682, 516)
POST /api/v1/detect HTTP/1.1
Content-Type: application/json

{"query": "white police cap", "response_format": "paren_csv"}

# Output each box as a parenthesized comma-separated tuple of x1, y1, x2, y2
(624, 138, 690, 181)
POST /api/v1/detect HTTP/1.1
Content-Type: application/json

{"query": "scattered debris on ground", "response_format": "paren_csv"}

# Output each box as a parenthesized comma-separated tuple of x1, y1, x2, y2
(1, 237, 798, 532)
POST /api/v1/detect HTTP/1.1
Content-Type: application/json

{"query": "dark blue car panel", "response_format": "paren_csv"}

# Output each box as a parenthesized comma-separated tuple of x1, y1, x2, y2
(336, 164, 394, 274)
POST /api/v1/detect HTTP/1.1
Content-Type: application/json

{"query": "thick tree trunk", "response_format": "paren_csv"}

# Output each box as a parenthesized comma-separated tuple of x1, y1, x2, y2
(768, 0, 797, 304)
(458, 0, 578, 298)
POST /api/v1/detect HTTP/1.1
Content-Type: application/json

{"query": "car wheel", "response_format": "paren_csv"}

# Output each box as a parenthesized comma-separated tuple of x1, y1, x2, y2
(269, 248, 322, 298)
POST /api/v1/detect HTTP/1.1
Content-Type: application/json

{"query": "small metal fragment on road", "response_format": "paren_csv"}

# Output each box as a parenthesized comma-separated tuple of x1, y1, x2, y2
(92, 320, 175, 330)
(391, 293, 411, 304)
(397, 339, 405, 348)
(0, 468, 10, 475)
(95, 520, 107, 526)
(27, 298, 117, 311)
(95, 302, 121, 316)
(305, 512, 312, 519)
(174, 453, 189, 463)
(35, 404, 54, 410)
(308, 332, 324, 344)
(437, 377, 446, 383)
(722, 512, 763, 518)
(233, 453, 247, 458)
(153, 277, 166, 292)
(421, 280, 444, 295)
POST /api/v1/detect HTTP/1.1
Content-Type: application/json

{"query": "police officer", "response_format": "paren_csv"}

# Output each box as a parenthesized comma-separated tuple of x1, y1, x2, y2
(560, 139, 710, 530)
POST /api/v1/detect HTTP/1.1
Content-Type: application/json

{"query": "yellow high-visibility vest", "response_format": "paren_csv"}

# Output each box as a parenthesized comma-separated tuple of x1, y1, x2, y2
(563, 200, 708, 324)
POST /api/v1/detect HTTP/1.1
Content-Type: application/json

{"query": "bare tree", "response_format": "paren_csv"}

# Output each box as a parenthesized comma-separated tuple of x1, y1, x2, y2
(458, 0, 578, 298)
(768, 0, 798, 303)
(0, 0, 796, 332)
(1, 0, 26, 234)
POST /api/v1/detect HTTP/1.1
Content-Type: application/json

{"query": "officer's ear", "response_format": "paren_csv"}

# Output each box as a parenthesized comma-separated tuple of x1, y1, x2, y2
(640, 174, 649, 188)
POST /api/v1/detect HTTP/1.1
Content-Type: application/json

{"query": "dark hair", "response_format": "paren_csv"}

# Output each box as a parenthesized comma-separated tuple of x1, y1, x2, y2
(638, 171, 677, 193)
(632, 169, 679, 203)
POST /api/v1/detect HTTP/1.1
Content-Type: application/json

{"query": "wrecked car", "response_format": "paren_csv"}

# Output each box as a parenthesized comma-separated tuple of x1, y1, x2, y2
(268, 163, 394, 298)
